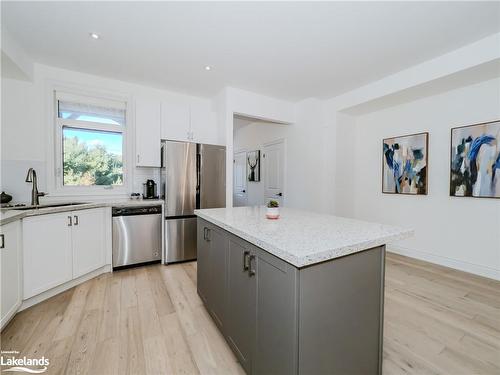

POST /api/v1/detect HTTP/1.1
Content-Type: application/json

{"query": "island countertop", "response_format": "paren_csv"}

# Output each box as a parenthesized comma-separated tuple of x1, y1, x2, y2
(195, 206, 413, 268)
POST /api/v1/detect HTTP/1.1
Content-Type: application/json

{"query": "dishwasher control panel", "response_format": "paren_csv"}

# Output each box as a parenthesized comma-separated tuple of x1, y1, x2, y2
(112, 205, 162, 216)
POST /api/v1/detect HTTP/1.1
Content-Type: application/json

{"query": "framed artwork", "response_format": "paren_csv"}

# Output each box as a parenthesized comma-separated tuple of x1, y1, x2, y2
(382, 132, 428, 195)
(450, 120, 500, 198)
(247, 150, 260, 182)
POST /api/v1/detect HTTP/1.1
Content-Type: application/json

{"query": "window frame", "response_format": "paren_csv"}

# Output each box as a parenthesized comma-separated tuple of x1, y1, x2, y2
(49, 87, 131, 196)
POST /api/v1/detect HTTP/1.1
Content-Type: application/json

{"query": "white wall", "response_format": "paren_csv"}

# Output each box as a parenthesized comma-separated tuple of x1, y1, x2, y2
(336, 77, 500, 279)
(1, 63, 217, 202)
(1, 28, 34, 80)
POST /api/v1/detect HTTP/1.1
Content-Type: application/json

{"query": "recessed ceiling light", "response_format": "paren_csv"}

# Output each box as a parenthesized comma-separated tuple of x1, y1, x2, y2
(204, 65, 211, 71)
(89, 32, 100, 40)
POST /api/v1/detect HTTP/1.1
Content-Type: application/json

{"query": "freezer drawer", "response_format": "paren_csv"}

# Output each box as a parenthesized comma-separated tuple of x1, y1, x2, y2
(166, 216, 197, 263)
(112, 213, 162, 268)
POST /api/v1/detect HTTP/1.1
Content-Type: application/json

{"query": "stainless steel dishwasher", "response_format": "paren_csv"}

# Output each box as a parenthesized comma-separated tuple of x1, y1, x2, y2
(112, 205, 162, 269)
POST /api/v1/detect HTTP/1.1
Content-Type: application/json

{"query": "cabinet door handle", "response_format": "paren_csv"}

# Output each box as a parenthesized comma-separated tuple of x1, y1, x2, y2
(203, 227, 207, 240)
(74, 215, 79, 226)
(248, 254, 256, 277)
(243, 250, 250, 271)
(137, 154, 140, 163)
(68, 216, 73, 226)
(0, 234, 4, 249)
(206, 228, 211, 242)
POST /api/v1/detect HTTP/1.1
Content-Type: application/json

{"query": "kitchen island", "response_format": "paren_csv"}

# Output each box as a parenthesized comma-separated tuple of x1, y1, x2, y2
(195, 206, 412, 375)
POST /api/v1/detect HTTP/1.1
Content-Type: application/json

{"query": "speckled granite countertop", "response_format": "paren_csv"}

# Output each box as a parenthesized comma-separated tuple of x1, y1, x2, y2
(0, 199, 164, 226)
(195, 206, 413, 268)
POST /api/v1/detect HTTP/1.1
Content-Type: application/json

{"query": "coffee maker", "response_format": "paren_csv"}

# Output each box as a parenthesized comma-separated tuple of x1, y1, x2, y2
(143, 179, 158, 199)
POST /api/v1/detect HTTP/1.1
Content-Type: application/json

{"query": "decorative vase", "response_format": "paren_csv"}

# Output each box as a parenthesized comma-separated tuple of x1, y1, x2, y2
(266, 207, 280, 219)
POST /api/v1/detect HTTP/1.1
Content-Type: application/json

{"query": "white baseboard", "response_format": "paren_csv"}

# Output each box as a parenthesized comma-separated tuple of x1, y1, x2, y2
(1, 301, 22, 331)
(388, 245, 500, 281)
(20, 264, 112, 311)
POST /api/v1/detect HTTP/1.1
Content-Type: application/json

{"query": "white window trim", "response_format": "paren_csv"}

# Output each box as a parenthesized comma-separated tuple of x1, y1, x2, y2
(45, 81, 134, 197)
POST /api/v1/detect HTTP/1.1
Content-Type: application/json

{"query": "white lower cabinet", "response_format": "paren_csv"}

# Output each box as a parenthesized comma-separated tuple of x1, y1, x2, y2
(23, 212, 73, 299)
(23, 208, 106, 299)
(72, 209, 106, 278)
(1, 220, 22, 329)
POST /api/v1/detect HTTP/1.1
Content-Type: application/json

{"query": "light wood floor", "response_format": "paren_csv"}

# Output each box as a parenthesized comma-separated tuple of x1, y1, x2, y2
(1, 253, 499, 375)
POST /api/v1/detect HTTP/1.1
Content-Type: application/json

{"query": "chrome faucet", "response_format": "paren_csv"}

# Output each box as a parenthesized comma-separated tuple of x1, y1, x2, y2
(25, 168, 46, 206)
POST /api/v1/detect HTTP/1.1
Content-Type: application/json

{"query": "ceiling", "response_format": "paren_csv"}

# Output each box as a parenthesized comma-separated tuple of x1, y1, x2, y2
(2, 1, 500, 101)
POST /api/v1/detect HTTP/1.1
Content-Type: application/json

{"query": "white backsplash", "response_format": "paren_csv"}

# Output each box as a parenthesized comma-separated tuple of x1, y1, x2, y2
(1, 159, 162, 203)
(1, 160, 47, 203)
(132, 167, 161, 197)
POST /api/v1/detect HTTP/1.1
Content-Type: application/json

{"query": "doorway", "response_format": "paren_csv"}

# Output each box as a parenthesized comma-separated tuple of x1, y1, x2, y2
(233, 150, 248, 207)
(263, 139, 285, 206)
(232, 115, 288, 207)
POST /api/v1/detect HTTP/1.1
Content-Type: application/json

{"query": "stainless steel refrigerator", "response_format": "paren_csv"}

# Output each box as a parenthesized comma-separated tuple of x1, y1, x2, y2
(161, 140, 226, 263)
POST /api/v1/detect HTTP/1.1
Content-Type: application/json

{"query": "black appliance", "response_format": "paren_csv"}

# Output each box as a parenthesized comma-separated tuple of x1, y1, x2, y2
(143, 179, 158, 199)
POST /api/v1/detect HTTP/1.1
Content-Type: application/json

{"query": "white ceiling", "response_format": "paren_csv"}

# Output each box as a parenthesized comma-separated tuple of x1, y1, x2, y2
(2, 1, 500, 101)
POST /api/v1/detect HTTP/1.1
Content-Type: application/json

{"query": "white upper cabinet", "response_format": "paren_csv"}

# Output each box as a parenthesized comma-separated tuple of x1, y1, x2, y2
(190, 104, 219, 145)
(135, 97, 161, 167)
(161, 100, 191, 141)
(161, 99, 221, 145)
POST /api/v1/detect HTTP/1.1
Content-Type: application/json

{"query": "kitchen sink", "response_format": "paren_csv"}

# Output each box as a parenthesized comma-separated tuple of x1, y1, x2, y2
(9, 202, 90, 210)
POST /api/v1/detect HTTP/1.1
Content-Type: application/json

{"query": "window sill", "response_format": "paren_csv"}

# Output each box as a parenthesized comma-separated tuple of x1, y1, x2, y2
(47, 188, 129, 200)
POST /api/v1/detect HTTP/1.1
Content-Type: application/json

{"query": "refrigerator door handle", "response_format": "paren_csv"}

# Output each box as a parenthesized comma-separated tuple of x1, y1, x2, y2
(160, 142, 165, 168)
(196, 153, 201, 191)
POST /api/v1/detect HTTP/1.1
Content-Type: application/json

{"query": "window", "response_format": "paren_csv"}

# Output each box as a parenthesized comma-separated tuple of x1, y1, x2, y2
(55, 92, 127, 191)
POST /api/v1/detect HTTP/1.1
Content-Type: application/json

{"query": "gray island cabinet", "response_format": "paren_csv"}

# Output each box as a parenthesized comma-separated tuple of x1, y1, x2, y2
(195, 207, 412, 375)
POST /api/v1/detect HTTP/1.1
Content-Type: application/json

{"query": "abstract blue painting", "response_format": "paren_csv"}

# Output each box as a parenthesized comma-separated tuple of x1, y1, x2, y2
(383, 132, 428, 195)
(450, 120, 500, 198)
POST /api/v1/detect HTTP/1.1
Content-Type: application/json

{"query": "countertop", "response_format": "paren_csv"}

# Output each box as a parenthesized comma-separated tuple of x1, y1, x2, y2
(195, 206, 413, 268)
(0, 198, 164, 226)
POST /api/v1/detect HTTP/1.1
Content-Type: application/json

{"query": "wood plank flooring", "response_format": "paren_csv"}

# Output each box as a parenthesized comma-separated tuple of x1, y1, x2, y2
(2, 253, 499, 374)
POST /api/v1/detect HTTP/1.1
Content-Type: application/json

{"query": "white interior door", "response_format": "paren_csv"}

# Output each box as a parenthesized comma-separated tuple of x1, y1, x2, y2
(263, 140, 285, 206)
(233, 151, 248, 207)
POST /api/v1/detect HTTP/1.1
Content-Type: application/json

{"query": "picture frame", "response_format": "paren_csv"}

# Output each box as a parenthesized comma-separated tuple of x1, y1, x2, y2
(382, 132, 429, 195)
(449, 120, 500, 199)
(247, 150, 261, 182)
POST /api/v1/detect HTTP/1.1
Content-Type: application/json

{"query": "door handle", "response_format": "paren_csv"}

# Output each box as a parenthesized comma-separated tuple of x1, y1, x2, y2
(203, 227, 208, 241)
(74, 215, 79, 226)
(206, 228, 211, 242)
(0, 234, 4, 249)
(242, 190, 246, 193)
(67, 216, 73, 226)
(276, 192, 283, 197)
(196, 154, 201, 191)
(248, 254, 256, 277)
(243, 250, 250, 271)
